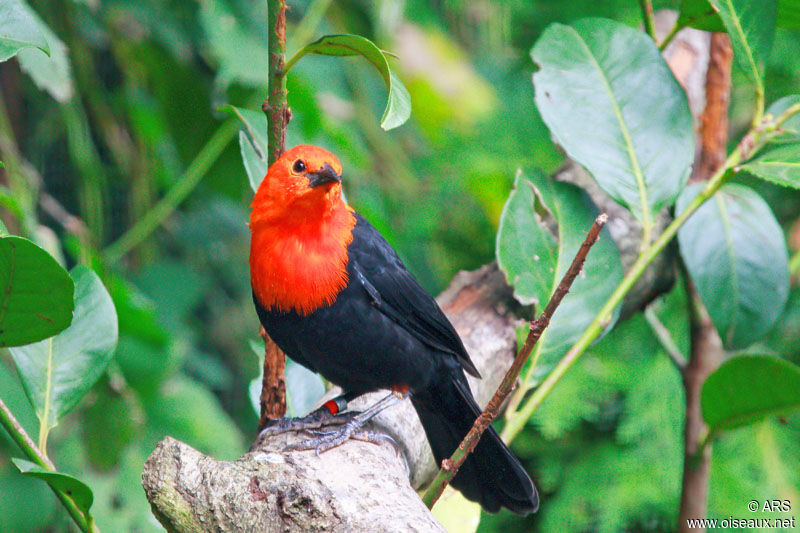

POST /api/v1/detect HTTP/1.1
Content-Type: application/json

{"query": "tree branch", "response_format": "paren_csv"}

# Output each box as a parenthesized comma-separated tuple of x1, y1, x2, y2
(257, 0, 292, 424)
(144, 264, 522, 531)
(677, 32, 731, 533)
(422, 214, 607, 509)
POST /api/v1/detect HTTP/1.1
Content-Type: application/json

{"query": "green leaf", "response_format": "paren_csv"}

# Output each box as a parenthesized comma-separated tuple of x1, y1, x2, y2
(777, 0, 800, 28)
(709, 0, 777, 90)
(742, 143, 800, 188)
(677, 0, 727, 32)
(0, 236, 74, 347)
(678, 1, 800, 33)
(677, 183, 789, 349)
(285, 34, 411, 130)
(531, 18, 694, 225)
(8, 266, 118, 434)
(15, 5, 72, 101)
(11, 458, 94, 513)
(220, 104, 268, 191)
(702, 355, 800, 433)
(0, 0, 49, 62)
(496, 170, 623, 378)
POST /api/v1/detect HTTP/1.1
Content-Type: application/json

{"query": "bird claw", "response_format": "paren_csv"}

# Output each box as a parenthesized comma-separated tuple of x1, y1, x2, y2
(283, 421, 404, 462)
(257, 407, 352, 441)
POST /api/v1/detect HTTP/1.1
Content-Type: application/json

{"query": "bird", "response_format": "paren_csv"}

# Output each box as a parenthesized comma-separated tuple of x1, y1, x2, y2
(249, 144, 538, 515)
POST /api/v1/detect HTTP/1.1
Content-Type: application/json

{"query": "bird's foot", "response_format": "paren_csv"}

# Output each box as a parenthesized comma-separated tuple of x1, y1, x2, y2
(253, 397, 352, 448)
(282, 392, 407, 458)
(284, 420, 405, 466)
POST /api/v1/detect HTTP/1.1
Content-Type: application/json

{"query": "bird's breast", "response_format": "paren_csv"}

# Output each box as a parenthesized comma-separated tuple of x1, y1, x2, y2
(250, 206, 356, 315)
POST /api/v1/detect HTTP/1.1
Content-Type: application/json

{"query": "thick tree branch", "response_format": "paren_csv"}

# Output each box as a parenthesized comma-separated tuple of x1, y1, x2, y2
(143, 264, 523, 531)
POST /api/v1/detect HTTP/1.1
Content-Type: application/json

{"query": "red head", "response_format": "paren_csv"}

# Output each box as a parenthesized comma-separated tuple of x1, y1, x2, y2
(250, 144, 346, 226)
(249, 145, 356, 315)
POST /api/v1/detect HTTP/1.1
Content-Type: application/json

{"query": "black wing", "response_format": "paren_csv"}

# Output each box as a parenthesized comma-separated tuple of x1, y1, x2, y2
(348, 213, 481, 378)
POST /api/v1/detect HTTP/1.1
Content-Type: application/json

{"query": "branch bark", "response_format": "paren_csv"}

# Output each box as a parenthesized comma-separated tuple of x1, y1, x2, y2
(143, 264, 523, 531)
(677, 32, 731, 533)
(257, 0, 292, 424)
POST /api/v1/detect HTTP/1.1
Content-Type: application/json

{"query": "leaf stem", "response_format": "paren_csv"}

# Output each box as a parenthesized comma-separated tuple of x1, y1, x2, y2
(644, 306, 687, 369)
(423, 214, 608, 509)
(0, 397, 94, 532)
(790, 248, 800, 280)
(501, 105, 800, 443)
(38, 337, 55, 454)
(102, 118, 238, 262)
(638, 0, 657, 42)
(658, 22, 684, 51)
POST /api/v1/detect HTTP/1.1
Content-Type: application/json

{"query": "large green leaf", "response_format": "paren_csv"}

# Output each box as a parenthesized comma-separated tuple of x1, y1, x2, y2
(742, 143, 800, 189)
(709, 0, 777, 90)
(702, 356, 800, 433)
(11, 458, 94, 514)
(496, 170, 623, 378)
(777, 0, 800, 27)
(531, 18, 694, 226)
(0, 0, 49, 62)
(676, 184, 789, 349)
(220, 105, 268, 191)
(8, 266, 118, 433)
(15, 3, 72, 101)
(0, 236, 73, 347)
(677, 0, 727, 31)
(285, 34, 411, 130)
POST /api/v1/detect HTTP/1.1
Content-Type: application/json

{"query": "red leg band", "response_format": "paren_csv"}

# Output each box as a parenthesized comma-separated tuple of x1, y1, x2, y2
(323, 399, 341, 415)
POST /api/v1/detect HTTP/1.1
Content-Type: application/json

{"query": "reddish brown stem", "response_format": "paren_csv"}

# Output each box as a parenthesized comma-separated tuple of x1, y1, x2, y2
(423, 213, 608, 508)
(257, 0, 290, 424)
(693, 33, 733, 182)
(677, 32, 731, 532)
(258, 328, 288, 429)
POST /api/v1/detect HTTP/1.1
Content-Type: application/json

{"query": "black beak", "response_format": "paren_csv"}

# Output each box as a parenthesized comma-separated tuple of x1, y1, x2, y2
(307, 163, 341, 188)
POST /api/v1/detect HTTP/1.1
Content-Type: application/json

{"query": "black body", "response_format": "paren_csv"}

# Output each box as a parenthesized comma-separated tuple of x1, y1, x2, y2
(254, 213, 538, 514)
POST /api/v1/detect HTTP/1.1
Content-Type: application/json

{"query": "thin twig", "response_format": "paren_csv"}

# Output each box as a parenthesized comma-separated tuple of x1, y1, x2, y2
(659, 22, 683, 51)
(258, 0, 290, 422)
(422, 214, 608, 509)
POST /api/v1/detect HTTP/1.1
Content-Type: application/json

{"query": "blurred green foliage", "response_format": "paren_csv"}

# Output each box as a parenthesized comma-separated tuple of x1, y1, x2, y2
(0, 0, 799, 531)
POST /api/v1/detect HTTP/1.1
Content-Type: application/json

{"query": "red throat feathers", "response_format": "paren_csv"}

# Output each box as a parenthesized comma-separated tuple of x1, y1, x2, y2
(249, 145, 356, 315)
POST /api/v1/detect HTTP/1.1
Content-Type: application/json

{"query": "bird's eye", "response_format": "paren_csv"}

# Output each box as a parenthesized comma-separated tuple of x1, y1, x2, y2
(292, 160, 306, 173)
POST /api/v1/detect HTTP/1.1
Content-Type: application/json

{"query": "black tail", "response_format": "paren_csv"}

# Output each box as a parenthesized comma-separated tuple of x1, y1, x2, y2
(411, 374, 539, 515)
